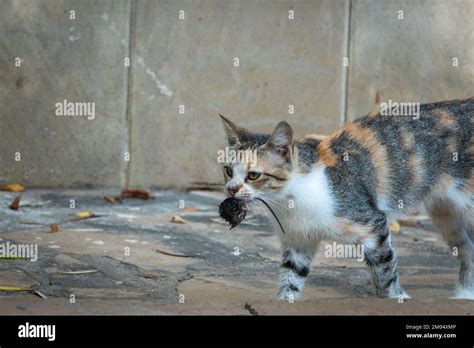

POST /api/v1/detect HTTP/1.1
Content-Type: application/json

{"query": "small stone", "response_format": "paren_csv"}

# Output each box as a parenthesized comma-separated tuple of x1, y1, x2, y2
(170, 215, 186, 224)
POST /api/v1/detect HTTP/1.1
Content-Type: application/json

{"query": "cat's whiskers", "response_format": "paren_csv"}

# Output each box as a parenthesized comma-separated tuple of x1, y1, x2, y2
(247, 199, 263, 226)
(256, 194, 290, 217)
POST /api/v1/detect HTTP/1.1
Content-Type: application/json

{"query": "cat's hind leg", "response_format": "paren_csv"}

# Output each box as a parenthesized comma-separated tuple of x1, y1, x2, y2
(362, 214, 409, 299)
(426, 194, 474, 299)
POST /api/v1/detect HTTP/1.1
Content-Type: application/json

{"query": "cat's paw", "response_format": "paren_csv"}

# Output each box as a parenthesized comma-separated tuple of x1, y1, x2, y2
(451, 287, 474, 300)
(277, 288, 300, 301)
(397, 291, 411, 299)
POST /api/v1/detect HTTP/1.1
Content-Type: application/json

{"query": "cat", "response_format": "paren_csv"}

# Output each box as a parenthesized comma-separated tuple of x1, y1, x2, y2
(219, 97, 473, 301)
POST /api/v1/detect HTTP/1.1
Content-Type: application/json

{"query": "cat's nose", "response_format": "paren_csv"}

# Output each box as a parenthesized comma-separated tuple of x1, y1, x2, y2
(227, 185, 240, 197)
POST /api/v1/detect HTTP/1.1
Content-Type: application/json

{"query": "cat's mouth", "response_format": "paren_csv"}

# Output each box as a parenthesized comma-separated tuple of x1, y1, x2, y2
(237, 195, 253, 201)
(231, 192, 254, 201)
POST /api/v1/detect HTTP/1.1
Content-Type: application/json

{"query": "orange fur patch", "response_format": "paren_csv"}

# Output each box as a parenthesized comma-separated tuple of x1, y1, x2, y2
(401, 128, 424, 187)
(319, 123, 390, 200)
(336, 218, 372, 244)
(434, 109, 456, 126)
(316, 138, 338, 167)
(431, 173, 455, 195)
(304, 134, 327, 141)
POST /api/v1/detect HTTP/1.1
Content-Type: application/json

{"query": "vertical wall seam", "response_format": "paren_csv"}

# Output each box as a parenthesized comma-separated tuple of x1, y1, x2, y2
(124, 0, 136, 188)
(340, 0, 352, 126)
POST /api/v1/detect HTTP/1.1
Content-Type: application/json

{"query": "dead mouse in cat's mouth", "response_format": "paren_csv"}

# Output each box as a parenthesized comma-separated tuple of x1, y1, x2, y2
(219, 197, 247, 229)
(219, 197, 286, 233)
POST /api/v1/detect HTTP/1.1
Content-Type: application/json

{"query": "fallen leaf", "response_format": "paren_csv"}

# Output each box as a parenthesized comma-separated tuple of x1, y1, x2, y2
(9, 192, 23, 210)
(137, 273, 161, 280)
(104, 196, 121, 204)
(67, 211, 102, 223)
(389, 220, 400, 234)
(170, 215, 186, 224)
(20, 200, 52, 208)
(19, 220, 43, 225)
(0, 285, 47, 300)
(155, 248, 196, 258)
(75, 211, 94, 218)
(0, 183, 25, 192)
(120, 189, 153, 200)
(0, 285, 32, 291)
(182, 207, 199, 213)
(50, 224, 59, 233)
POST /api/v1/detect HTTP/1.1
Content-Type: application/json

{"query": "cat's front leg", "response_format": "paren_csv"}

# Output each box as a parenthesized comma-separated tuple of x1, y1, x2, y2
(277, 246, 315, 301)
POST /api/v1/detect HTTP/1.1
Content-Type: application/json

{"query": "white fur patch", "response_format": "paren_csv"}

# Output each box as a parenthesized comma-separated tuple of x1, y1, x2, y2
(268, 166, 337, 244)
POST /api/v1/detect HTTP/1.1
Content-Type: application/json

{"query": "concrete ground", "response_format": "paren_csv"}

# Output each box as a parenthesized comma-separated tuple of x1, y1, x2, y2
(0, 189, 473, 315)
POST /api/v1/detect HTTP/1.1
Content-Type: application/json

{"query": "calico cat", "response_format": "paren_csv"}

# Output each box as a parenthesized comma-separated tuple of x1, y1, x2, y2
(219, 97, 473, 300)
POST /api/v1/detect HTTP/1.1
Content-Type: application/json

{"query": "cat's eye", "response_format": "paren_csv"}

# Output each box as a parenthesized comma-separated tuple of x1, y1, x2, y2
(224, 166, 233, 177)
(247, 171, 261, 181)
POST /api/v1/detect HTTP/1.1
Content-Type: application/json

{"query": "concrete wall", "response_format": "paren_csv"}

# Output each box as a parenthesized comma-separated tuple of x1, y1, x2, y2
(1, 0, 473, 188)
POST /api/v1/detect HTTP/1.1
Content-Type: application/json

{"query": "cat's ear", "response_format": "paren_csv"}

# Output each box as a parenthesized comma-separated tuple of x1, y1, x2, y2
(266, 121, 293, 161)
(219, 114, 245, 146)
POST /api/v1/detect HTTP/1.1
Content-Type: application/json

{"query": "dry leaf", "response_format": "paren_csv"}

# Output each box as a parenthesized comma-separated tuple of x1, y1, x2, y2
(155, 248, 196, 258)
(120, 189, 153, 200)
(0, 183, 25, 192)
(9, 193, 23, 210)
(170, 215, 186, 224)
(182, 207, 199, 213)
(68, 211, 101, 222)
(389, 220, 401, 234)
(0, 285, 46, 299)
(75, 211, 93, 218)
(0, 285, 32, 291)
(20, 200, 52, 208)
(19, 220, 43, 225)
(50, 224, 59, 233)
(104, 196, 121, 204)
(137, 273, 161, 280)
(74, 212, 96, 219)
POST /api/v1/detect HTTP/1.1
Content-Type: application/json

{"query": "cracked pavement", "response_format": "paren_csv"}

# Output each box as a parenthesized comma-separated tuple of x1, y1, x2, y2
(0, 189, 473, 315)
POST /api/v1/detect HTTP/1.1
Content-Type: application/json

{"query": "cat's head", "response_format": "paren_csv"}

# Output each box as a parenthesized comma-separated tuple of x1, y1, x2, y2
(219, 114, 293, 201)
